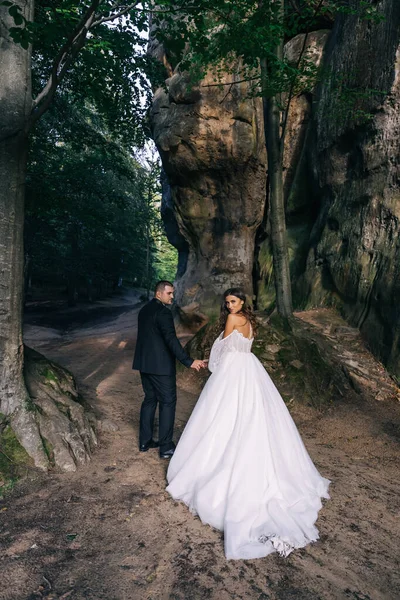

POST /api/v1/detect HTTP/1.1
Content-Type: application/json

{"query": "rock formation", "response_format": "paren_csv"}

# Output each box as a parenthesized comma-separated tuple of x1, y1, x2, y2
(149, 28, 330, 317)
(149, 0, 400, 379)
(301, 0, 400, 375)
(149, 51, 267, 316)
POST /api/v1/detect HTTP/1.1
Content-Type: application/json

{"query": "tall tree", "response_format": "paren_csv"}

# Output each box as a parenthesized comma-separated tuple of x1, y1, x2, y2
(260, 0, 292, 318)
(0, 0, 46, 466)
(0, 0, 157, 467)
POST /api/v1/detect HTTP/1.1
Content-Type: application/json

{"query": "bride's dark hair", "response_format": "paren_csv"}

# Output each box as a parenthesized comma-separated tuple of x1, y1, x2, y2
(219, 287, 257, 336)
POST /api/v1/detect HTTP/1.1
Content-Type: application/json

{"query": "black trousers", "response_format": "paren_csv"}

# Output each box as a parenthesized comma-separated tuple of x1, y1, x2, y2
(139, 372, 177, 452)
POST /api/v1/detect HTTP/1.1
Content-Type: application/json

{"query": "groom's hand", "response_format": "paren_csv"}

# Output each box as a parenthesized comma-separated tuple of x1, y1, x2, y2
(191, 359, 206, 372)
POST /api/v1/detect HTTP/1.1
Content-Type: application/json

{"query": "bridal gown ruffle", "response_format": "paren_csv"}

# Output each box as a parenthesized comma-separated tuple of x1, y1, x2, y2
(166, 328, 330, 560)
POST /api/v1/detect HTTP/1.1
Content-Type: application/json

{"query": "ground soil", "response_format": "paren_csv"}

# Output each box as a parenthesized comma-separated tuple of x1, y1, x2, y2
(1, 291, 400, 600)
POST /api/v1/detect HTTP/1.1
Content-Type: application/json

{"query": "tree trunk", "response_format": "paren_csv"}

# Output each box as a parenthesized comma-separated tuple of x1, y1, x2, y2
(260, 14, 293, 319)
(0, 1, 48, 469)
(145, 231, 150, 300)
(145, 184, 152, 300)
(24, 253, 32, 301)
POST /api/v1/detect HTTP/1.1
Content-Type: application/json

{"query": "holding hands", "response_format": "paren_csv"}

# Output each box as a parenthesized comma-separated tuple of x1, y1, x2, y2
(190, 359, 208, 371)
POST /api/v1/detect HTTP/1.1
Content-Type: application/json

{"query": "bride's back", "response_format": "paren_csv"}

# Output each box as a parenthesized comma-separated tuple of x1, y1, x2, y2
(223, 313, 252, 340)
(234, 317, 252, 340)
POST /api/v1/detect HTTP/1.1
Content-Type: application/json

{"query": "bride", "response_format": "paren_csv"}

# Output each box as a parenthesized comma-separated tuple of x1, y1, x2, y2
(166, 287, 330, 560)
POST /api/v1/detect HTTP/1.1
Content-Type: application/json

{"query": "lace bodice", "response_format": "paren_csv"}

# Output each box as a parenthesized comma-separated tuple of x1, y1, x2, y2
(208, 327, 254, 373)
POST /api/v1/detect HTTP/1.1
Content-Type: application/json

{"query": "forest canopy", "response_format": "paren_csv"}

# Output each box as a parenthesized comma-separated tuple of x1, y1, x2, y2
(23, 0, 176, 304)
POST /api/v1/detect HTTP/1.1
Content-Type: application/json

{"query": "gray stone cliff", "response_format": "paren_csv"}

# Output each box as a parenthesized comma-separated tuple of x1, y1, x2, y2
(301, 0, 400, 375)
(149, 51, 266, 316)
(149, 0, 400, 377)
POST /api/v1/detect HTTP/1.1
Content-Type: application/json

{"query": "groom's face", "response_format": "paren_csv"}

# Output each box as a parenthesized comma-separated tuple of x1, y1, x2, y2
(157, 285, 174, 305)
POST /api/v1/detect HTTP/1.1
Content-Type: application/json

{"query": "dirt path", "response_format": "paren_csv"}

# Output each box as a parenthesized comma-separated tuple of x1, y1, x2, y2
(1, 298, 400, 600)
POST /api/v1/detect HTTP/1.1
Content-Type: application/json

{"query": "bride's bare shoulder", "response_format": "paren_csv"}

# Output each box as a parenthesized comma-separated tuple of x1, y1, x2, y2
(223, 313, 241, 338)
(227, 313, 247, 326)
(226, 313, 236, 322)
(226, 313, 243, 323)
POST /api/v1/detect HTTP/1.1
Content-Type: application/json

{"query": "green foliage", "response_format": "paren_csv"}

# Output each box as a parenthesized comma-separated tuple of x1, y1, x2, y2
(30, 0, 160, 144)
(41, 436, 55, 466)
(153, 0, 385, 121)
(0, 419, 33, 485)
(24, 397, 38, 412)
(41, 367, 57, 383)
(15, 0, 178, 302)
(154, 233, 179, 283)
(1, 0, 35, 47)
(1, 0, 166, 137)
(0, 0, 179, 303)
(25, 97, 176, 302)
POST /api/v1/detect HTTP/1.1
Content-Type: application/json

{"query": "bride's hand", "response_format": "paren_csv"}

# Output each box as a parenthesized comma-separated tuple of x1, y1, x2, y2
(191, 359, 205, 371)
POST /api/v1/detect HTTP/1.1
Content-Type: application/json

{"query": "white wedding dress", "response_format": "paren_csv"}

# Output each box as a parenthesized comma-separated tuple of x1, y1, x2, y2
(166, 326, 330, 560)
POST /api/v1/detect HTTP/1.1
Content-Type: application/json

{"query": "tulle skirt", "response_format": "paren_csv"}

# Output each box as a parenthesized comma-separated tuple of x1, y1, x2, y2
(166, 350, 330, 560)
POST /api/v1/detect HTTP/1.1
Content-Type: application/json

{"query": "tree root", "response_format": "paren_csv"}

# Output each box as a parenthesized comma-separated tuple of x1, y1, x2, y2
(18, 346, 98, 472)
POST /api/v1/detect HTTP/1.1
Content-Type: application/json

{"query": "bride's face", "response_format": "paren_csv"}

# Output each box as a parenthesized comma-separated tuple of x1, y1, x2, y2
(225, 295, 244, 314)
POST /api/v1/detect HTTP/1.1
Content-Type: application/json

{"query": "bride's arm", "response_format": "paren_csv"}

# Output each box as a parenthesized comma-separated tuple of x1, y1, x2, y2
(209, 314, 240, 371)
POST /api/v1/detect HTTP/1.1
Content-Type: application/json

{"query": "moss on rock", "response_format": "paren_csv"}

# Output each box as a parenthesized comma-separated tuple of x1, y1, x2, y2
(0, 347, 98, 481)
(0, 419, 34, 488)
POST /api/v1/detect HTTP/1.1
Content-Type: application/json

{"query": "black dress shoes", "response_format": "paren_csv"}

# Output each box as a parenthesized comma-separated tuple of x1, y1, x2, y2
(160, 448, 175, 459)
(139, 440, 159, 452)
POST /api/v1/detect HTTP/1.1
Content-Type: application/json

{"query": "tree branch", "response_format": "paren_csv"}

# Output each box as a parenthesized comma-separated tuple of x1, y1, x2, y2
(202, 75, 261, 88)
(280, 0, 325, 154)
(29, 0, 180, 128)
(93, 2, 220, 23)
(32, 1, 100, 109)
(29, 0, 101, 131)
(92, 1, 141, 27)
(288, 0, 301, 16)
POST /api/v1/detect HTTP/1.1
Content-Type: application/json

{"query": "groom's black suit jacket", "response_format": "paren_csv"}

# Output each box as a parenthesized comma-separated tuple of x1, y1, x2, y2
(132, 298, 193, 376)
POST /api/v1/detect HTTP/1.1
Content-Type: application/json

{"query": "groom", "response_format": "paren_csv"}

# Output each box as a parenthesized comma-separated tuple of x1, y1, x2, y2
(133, 280, 205, 459)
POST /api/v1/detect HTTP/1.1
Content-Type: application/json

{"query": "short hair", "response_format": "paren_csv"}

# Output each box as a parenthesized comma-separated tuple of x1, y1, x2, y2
(155, 280, 174, 294)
